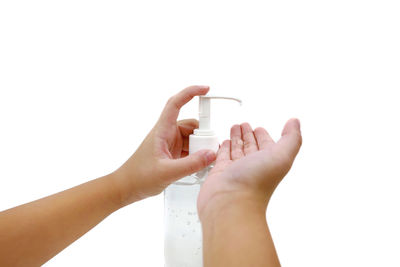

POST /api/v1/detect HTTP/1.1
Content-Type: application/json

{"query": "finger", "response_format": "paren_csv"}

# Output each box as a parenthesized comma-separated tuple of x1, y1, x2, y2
(178, 119, 198, 152)
(254, 127, 274, 150)
(159, 85, 209, 126)
(216, 140, 231, 163)
(161, 149, 216, 181)
(277, 118, 302, 160)
(240, 123, 258, 155)
(230, 124, 244, 160)
(178, 119, 199, 137)
(182, 137, 189, 152)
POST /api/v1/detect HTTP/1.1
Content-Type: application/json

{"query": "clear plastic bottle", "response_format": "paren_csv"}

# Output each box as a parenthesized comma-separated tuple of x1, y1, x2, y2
(164, 172, 207, 267)
(164, 95, 241, 267)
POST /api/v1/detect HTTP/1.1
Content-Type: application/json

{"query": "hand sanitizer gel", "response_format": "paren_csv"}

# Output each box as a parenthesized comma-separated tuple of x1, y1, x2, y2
(164, 95, 241, 267)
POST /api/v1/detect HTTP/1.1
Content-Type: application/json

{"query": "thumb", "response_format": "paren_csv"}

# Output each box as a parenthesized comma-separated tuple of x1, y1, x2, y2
(277, 118, 302, 161)
(161, 149, 216, 182)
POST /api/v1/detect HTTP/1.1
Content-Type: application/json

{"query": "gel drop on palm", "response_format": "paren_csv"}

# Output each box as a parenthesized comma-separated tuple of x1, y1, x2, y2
(164, 94, 241, 267)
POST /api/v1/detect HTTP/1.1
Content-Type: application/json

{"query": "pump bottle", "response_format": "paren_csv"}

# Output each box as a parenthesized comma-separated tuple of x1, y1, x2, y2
(164, 94, 241, 267)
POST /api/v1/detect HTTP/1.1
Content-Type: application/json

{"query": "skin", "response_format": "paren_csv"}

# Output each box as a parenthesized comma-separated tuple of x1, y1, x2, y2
(198, 120, 302, 267)
(0, 84, 302, 267)
(0, 85, 216, 266)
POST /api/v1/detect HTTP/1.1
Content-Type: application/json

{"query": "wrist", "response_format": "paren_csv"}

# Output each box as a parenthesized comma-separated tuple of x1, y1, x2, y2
(198, 191, 268, 223)
(109, 166, 143, 208)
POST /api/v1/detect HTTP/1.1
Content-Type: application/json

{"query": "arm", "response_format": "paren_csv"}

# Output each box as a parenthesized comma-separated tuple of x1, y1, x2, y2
(198, 120, 302, 267)
(201, 195, 279, 267)
(0, 85, 216, 266)
(0, 174, 123, 266)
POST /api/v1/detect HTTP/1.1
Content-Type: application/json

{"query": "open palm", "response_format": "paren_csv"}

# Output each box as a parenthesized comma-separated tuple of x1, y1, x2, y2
(198, 119, 302, 215)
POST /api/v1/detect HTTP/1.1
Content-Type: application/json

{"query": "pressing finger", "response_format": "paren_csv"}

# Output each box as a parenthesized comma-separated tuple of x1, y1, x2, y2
(178, 119, 199, 137)
(159, 85, 209, 126)
(182, 137, 189, 152)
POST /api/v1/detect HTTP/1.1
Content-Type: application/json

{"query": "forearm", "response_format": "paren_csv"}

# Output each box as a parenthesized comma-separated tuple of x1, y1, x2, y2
(0, 172, 126, 266)
(200, 195, 280, 267)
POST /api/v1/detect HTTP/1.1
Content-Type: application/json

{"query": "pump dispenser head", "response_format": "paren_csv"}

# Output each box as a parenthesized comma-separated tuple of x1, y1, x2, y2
(194, 96, 242, 136)
(189, 95, 242, 155)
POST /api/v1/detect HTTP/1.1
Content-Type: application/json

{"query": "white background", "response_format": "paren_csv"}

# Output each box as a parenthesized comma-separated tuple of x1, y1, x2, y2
(1, 0, 399, 266)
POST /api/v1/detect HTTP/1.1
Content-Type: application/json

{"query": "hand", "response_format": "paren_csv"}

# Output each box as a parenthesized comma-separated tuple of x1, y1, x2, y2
(114, 85, 216, 206)
(198, 119, 302, 218)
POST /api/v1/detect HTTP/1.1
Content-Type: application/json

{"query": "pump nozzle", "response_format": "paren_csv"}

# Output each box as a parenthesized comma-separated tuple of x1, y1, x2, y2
(195, 96, 242, 136)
